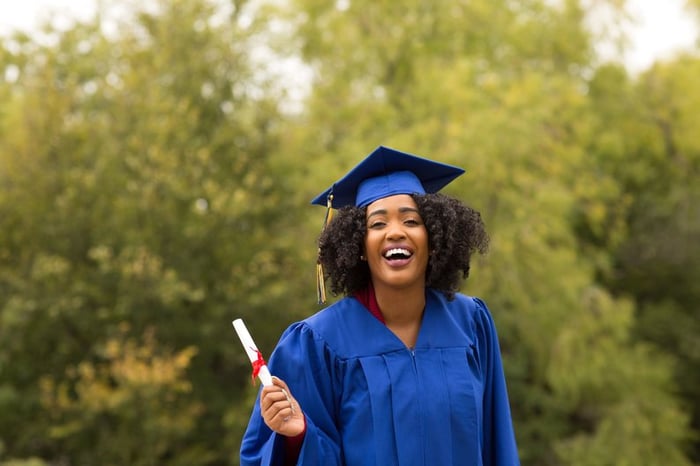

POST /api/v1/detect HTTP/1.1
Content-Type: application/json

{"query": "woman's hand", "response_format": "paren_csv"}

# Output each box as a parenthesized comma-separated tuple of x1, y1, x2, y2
(260, 376, 305, 437)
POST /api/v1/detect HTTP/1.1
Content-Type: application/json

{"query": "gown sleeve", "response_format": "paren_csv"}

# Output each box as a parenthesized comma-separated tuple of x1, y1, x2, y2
(239, 322, 342, 466)
(473, 297, 520, 466)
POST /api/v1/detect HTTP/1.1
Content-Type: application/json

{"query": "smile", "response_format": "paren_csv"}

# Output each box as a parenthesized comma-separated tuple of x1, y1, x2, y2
(383, 248, 413, 260)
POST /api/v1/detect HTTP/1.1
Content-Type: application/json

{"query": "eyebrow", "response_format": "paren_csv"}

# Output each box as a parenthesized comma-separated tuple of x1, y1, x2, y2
(367, 206, 421, 219)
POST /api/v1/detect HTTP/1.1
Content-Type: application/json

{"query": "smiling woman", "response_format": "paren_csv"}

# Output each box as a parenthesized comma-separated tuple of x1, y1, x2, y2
(313, 147, 480, 300)
(239, 146, 518, 466)
(362, 194, 430, 316)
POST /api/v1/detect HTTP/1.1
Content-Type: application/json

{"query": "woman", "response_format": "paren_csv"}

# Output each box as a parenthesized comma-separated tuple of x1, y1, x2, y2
(240, 146, 520, 465)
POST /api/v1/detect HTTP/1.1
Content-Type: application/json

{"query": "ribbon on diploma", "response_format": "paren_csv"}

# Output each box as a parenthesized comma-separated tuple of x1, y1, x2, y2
(251, 348, 266, 383)
(232, 318, 273, 387)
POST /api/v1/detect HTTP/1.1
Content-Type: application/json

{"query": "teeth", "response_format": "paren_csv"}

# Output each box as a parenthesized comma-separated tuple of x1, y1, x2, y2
(384, 248, 411, 258)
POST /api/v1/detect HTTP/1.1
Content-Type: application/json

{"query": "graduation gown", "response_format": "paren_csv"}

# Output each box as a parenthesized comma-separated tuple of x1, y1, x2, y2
(240, 289, 520, 466)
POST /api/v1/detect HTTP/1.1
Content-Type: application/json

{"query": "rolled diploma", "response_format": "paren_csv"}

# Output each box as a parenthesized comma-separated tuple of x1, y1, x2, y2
(232, 318, 273, 386)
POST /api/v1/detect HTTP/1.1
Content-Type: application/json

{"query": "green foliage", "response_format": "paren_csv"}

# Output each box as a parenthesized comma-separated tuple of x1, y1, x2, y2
(0, 0, 306, 463)
(581, 56, 700, 462)
(40, 327, 203, 465)
(0, 460, 47, 466)
(271, 0, 696, 464)
(0, 0, 697, 464)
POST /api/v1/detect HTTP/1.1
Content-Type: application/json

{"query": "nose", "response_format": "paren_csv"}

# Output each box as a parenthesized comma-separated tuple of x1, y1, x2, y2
(385, 221, 406, 240)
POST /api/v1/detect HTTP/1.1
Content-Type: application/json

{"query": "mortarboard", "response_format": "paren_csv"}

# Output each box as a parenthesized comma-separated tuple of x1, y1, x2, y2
(311, 145, 465, 208)
(312, 145, 466, 303)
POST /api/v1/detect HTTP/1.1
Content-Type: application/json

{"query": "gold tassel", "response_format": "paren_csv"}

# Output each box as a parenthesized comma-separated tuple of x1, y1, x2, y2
(316, 260, 327, 305)
(316, 193, 334, 304)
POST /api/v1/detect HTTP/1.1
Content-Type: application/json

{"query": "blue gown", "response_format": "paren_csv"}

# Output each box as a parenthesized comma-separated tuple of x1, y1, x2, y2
(240, 289, 520, 465)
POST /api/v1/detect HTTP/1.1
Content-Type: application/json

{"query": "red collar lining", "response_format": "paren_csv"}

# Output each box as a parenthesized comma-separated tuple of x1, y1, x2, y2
(354, 282, 385, 324)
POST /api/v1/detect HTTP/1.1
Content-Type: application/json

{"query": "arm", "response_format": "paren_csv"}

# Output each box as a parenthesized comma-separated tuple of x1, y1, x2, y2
(474, 298, 520, 466)
(240, 322, 342, 466)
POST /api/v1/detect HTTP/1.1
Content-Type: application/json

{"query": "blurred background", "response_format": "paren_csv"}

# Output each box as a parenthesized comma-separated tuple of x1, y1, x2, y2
(0, 0, 698, 465)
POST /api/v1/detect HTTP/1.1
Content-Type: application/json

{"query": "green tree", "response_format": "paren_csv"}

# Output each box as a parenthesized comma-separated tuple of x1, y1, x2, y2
(40, 327, 201, 466)
(0, 0, 306, 463)
(268, 0, 693, 464)
(581, 57, 700, 462)
(0, 0, 695, 464)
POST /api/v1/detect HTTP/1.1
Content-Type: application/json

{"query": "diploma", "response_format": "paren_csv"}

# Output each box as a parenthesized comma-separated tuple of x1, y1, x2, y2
(232, 318, 273, 386)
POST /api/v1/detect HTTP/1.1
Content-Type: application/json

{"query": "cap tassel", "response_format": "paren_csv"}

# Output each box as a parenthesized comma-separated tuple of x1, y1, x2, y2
(316, 261, 327, 305)
(316, 193, 334, 304)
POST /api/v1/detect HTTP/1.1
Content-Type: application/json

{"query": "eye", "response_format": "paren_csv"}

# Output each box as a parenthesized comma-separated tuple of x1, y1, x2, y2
(368, 220, 386, 229)
(404, 218, 422, 226)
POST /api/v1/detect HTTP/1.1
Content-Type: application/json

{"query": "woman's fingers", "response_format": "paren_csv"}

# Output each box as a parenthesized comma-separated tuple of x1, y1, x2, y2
(259, 376, 305, 436)
(261, 390, 296, 421)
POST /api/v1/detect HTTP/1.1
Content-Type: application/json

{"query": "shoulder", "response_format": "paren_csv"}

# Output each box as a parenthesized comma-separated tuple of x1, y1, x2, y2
(430, 290, 494, 321)
(428, 290, 500, 341)
(278, 297, 386, 359)
(277, 298, 361, 335)
(301, 297, 369, 339)
(305, 296, 363, 324)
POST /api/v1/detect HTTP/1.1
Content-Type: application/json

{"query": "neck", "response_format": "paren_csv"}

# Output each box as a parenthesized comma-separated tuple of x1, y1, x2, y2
(372, 280, 425, 328)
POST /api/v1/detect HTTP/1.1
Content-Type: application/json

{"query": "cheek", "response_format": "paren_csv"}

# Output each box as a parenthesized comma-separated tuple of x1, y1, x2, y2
(364, 230, 380, 251)
(417, 227, 429, 249)
(419, 232, 431, 263)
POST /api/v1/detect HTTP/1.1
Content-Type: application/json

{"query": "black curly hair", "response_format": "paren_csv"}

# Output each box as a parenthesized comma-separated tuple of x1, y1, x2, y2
(317, 193, 489, 300)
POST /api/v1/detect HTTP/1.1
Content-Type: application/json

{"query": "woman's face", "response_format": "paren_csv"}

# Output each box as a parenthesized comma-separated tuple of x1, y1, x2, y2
(363, 194, 429, 292)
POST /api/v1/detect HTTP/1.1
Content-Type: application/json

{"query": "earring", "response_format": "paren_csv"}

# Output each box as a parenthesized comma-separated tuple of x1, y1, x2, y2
(360, 255, 366, 261)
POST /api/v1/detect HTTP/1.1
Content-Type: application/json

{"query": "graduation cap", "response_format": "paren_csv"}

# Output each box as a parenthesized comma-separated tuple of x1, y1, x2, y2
(312, 145, 465, 303)
(311, 145, 465, 208)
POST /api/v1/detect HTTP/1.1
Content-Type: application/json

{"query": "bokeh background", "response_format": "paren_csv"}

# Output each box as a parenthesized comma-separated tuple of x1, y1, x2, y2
(0, 0, 698, 465)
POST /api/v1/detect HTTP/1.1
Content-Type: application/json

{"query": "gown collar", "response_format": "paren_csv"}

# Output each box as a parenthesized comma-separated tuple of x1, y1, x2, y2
(346, 288, 474, 354)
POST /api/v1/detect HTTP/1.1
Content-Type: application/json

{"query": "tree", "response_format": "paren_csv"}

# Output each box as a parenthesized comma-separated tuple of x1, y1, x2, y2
(267, 0, 693, 463)
(0, 0, 306, 463)
(0, 0, 695, 464)
(581, 57, 700, 462)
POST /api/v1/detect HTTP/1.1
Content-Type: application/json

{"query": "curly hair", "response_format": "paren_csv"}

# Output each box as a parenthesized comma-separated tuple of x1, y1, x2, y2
(317, 193, 489, 300)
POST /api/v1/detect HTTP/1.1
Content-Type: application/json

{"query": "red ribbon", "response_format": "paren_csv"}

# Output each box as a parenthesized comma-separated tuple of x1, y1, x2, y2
(251, 348, 266, 384)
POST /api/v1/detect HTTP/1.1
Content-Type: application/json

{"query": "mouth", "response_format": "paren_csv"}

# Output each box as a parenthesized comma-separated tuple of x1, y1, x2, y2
(382, 247, 413, 266)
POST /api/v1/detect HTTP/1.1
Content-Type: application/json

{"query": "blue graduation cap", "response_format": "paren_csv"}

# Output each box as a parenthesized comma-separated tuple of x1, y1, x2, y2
(311, 145, 465, 208)
(312, 145, 465, 304)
